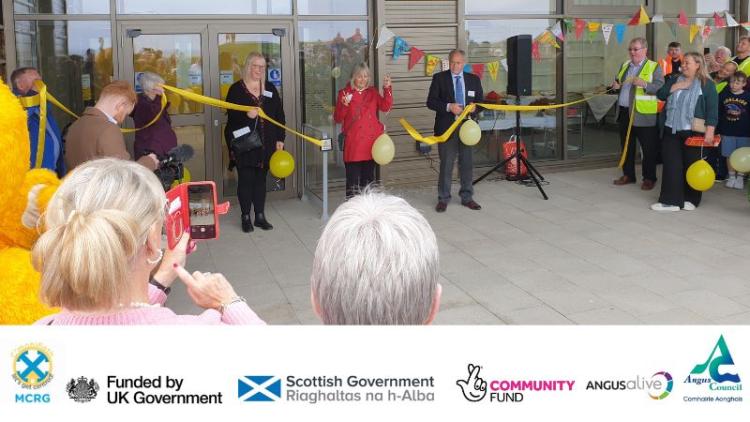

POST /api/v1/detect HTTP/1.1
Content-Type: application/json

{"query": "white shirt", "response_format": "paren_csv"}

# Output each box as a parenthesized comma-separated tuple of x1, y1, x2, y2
(100, 109, 118, 125)
(447, 72, 465, 111)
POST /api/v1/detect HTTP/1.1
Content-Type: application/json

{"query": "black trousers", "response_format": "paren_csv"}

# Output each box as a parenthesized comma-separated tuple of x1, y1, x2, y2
(345, 160, 375, 199)
(618, 106, 658, 182)
(658, 129, 703, 207)
(237, 166, 267, 216)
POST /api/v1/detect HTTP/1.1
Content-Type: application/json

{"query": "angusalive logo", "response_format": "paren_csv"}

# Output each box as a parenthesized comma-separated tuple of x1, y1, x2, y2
(457, 364, 574, 403)
(238, 376, 282, 402)
(66, 377, 100, 403)
(685, 335, 741, 389)
(584, 371, 673, 400)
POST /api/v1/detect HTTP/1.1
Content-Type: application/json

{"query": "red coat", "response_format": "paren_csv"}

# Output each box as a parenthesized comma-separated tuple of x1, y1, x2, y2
(334, 84, 393, 163)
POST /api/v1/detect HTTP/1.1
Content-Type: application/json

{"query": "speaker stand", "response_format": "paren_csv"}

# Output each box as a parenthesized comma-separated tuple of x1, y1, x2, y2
(473, 95, 549, 200)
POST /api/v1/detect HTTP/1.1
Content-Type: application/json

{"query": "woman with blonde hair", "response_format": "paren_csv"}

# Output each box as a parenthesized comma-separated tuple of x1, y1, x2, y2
(334, 62, 392, 199)
(34, 158, 265, 325)
(224, 52, 285, 232)
(652, 52, 718, 212)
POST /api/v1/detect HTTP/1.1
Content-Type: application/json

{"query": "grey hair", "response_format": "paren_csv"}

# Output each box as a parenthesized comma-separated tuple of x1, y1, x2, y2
(630, 37, 648, 49)
(310, 189, 439, 325)
(139, 71, 165, 93)
(449, 49, 466, 61)
(715, 46, 732, 60)
(349, 62, 371, 87)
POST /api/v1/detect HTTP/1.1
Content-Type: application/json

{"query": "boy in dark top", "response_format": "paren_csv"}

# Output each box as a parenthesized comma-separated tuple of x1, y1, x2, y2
(718, 73, 750, 190)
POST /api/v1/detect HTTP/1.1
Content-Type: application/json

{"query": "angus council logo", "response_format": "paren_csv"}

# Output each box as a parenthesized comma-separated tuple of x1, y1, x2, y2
(12, 343, 54, 389)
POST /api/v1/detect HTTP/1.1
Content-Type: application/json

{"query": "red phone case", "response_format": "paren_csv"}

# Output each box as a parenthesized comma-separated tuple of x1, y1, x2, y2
(165, 181, 230, 250)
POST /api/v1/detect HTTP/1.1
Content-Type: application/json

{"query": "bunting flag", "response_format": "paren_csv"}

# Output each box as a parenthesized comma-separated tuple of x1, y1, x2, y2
(487, 61, 499, 81)
(463, 64, 472, 74)
(551, 21, 565, 42)
(601, 23, 614, 45)
(713, 12, 726, 28)
(531, 41, 541, 63)
(407, 46, 424, 70)
(689, 24, 700, 43)
(392, 37, 409, 60)
(564, 19, 575, 35)
(702, 25, 712, 43)
(678, 9, 689, 27)
(425, 55, 440, 76)
(587, 22, 600, 42)
(575, 19, 586, 40)
(725, 12, 739, 28)
(375, 25, 396, 49)
(614, 23, 626, 44)
(538, 30, 560, 49)
(500, 58, 508, 72)
(668, 22, 678, 37)
(472, 63, 485, 79)
(743, 22, 750, 32)
(651, 14, 664, 23)
(628, 6, 650, 26)
(441, 59, 449, 71)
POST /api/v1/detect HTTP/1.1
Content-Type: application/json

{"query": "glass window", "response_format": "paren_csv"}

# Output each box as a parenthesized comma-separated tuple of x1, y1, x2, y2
(117, 0, 291, 14)
(571, 0, 641, 5)
(466, 0, 555, 15)
(654, 16, 732, 71)
(297, 0, 367, 15)
(466, 19, 559, 163)
(14, 0, 109, 14)
(656, 1, 731, 15)
(565, 23, 646, 158)
(15, 20, 113, 128)
(299, 20, 368, 197)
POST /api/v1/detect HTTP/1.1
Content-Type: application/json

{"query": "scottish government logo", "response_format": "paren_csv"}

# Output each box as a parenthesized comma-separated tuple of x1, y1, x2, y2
(67, 377, 100, 403)
(683, 335, 742, 403)
(238, 376, 282, 402)
(12, 343, 54, 403)
(457, 363, 574, 403)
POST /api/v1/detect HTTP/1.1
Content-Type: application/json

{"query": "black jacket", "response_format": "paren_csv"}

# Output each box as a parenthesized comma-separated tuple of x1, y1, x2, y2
(224, 80, 285, 168)
(426, 70, 484, 135)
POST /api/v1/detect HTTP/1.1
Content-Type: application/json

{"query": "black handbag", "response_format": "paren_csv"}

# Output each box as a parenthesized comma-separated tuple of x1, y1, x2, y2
(231, 118, 262, 155)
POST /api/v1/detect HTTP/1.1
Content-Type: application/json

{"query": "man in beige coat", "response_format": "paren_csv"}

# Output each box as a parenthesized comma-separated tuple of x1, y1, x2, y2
(65, 80, 158, 171)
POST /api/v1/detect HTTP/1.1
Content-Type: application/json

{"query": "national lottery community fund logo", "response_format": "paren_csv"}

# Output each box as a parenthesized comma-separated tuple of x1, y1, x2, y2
(11, 343, 54, 403)
(584, 371, 673, 400)
(683, 335, 742, 404)
(456, 364, 574, 403)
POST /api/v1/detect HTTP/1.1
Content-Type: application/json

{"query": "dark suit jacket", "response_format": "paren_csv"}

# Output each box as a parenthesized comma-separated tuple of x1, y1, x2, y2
(426, 70, 484, 135)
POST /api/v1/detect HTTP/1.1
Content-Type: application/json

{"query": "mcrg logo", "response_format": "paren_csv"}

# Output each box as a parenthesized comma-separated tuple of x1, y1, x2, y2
(12, 343, 53, 389)
(66, 377, 100, 403)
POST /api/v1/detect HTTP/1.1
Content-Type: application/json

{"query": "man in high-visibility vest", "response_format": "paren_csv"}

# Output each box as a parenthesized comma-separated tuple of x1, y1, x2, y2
(659, 41, 683, 78)
(611, 37, 664, 190)
(711, 61, 738, 94)
(732, 35, 750, 89)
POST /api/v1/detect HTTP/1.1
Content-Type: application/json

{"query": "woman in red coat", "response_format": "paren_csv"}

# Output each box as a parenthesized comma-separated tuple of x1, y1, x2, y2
(334, 63, 393, 199)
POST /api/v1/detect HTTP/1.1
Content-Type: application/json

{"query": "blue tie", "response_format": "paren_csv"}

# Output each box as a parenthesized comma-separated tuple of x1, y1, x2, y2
(454, 75, 464, 107)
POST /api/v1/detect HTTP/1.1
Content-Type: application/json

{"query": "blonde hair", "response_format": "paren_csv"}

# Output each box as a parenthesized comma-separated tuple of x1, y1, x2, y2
(684, 52, 710, 84)
(33, 158, 166, 311)
(349, 62, 371, 88)
(100, 80, 137, 106)
(243, 52, 266, 89)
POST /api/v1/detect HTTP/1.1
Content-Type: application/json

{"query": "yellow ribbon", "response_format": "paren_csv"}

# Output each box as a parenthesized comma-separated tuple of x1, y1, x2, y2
(400, 91, 616, 145)
(617, 101, 637, 169)
(161, 85, 323, 147)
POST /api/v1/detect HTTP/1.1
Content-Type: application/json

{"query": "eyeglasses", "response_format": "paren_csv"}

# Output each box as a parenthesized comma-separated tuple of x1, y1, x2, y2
(628, 47, 644, 52)
(251, 64, 267, 69)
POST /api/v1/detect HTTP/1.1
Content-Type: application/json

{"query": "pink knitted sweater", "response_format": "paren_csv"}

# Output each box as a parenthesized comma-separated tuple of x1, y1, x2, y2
(35, 285, 265, 325)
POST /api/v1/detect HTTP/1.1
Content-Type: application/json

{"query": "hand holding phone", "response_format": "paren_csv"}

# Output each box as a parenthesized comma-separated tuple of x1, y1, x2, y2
(165, 182, 230, 249)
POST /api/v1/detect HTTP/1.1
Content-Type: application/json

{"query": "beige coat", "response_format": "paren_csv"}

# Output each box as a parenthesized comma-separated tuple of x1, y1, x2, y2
(65, 107, 157, 171)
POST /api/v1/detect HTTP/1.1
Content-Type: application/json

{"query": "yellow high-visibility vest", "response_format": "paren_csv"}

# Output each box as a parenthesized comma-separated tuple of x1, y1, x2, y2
(617, 60, 659, 115)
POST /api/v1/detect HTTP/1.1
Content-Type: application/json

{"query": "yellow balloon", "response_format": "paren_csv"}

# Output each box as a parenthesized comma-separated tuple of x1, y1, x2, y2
(371, 133, 395, 165)
(686, 159, 715, 192)
(729, 147, 750, 173)
(459, 119, 481, 146)
(270, 150, 295, 178)
(170, 166, 192, 189)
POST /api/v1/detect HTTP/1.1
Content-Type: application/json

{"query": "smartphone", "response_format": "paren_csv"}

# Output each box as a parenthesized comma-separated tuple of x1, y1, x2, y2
(188, 184, 216, 239)
(704, 47, 711, 55)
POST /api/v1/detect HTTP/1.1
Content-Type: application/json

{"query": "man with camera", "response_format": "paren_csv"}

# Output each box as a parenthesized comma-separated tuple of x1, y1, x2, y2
(65, 80, 158, 172)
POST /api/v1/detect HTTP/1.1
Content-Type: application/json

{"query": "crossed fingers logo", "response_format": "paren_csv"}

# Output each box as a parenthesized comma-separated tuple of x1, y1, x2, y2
(457, 364, 487, 402)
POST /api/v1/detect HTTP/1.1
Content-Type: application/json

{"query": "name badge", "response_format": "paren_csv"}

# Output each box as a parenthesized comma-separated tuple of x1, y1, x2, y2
(232, 126, 251, 138)
(468, 90, 476, 97)
(263, 90, 273, 98)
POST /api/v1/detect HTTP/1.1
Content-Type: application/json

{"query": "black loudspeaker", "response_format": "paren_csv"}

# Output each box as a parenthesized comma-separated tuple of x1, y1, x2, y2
(507, 35, 532, 96)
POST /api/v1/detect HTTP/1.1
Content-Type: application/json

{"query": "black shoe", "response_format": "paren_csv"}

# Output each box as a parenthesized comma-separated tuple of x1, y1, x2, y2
(241, 214, 253, 233)
(254, 213, 273, 230)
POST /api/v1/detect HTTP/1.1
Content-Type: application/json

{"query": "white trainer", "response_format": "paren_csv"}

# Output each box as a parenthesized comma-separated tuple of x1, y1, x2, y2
(734, 176, 745, 190)
(682, 201, 696, 211)
(650, 203, 680, 212)
(725, 176, 737, 188)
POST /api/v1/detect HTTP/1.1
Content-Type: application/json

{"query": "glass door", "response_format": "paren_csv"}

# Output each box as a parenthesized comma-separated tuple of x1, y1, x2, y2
(120, 23, 211, 184)
(207, 23, 296, 200)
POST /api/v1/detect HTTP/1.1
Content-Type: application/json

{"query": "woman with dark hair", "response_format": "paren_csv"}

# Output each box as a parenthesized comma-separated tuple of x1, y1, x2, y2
(224, 53, 285, 232)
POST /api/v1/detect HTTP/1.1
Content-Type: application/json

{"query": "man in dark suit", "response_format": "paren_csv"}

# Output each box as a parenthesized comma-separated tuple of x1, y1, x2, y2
(427, 49, 483, 213)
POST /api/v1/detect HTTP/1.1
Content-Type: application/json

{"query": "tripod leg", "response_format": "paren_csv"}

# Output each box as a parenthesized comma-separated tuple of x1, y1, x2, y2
(473, 157, 512, 185)
(518, 155, 549, 200)
(524, 157, 546, 181)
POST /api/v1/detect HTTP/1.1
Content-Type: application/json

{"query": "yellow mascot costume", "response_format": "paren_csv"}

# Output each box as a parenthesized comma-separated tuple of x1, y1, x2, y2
(0, 79, 60, 324)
